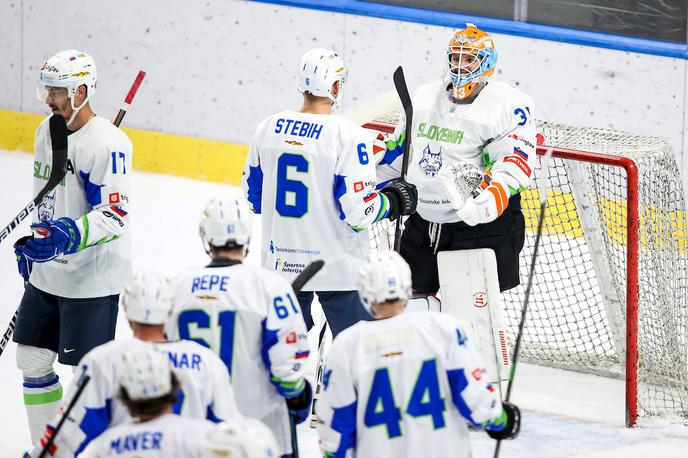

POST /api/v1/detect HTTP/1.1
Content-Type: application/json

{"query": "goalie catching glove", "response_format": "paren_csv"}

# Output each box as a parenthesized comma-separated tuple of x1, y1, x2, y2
(439, 162, 510, 226)
(18, 218, 81, 263)
(381, 179, 418, 221)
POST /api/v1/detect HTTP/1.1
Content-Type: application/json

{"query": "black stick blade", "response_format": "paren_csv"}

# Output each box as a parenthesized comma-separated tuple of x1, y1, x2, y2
(392, 66, 414, 252)
(393, 67, 412, 115)
(291, 260, 325, 293)
(35, 115, 69, 205)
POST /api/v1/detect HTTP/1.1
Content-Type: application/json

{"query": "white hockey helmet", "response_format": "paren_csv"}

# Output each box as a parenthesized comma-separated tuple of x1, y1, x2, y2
(119, 342, 172, 401)
(357, 250, 412, 315)
(199, 195, 252, 252)
(120, 271, 174, 325)
(37, 50, 97, 121)
(297, 48, 348, 105)
(199, 418, 279, 458)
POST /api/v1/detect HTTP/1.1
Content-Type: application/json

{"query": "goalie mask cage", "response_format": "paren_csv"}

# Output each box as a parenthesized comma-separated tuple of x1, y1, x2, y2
(364, 119, 688, 427)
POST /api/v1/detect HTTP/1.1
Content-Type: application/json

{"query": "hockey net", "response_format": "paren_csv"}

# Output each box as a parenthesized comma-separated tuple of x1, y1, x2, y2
(365, 118, 688, 426)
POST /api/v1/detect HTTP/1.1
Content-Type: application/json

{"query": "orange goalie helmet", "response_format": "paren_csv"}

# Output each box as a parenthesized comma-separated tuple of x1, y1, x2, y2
(447, 23, 498, 99)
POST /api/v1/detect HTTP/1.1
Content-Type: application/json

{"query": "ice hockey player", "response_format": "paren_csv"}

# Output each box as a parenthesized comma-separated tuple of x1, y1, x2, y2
(242, 48, 417, 337)
(315, 251, 521, 458)
(78, 345, 218, 457)
(12, 49, 133, 442)
(28, 272, 241, 457)
(166, 195, 312, 457)
(199, 418, 280, 458)
(376, 24, 537, 308)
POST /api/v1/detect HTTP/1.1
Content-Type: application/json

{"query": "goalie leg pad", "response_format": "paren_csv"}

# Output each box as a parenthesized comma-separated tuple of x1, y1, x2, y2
(437, 249, 511, 390)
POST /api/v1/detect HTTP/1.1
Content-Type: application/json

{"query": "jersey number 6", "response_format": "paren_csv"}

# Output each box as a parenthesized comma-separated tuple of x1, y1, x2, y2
(276, 153, 309, 218)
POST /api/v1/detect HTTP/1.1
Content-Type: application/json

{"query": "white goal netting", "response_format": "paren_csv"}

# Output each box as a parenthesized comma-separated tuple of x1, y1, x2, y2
(367, 119, 688, 423)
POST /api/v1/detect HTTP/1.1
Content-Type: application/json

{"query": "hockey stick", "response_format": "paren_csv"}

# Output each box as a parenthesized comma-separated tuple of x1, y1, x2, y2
(287, 259, 325, 458)
(113, 70, 146, 126)
(392, 66, 413, 252)
(291, 259, 324, 294)
(310, 318, 328, 428)
(0, 70, 146, 359)
(493, 148, 553, 458)
(37, 375, 91, 458)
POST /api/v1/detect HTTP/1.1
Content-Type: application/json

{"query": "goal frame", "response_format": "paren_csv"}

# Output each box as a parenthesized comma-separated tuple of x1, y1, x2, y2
(364, 121, 641, 427)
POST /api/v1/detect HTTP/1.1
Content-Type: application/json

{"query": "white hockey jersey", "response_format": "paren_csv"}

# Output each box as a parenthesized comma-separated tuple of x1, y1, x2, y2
(37, 338, 240, 457)
(166, 260, 310, 456)
(30, 115, 133, 298)
(378, 80, 537, 224)
(316, 311, 503, 458)
(242, 111, 389, 290)
(78, 414, 214, 458)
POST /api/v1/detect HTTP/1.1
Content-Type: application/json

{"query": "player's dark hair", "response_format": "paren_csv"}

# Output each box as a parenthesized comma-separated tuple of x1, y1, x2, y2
(119, 372, 180, 419)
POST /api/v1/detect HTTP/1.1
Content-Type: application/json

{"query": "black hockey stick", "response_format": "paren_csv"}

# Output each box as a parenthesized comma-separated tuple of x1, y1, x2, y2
(493, 149, 553, 458)
(392, 66, 413, 252)
(38, 375, 91, 458)
(291, 259, 324, 293)
(287, 259, 325, 458)
(0, 71, 146, 359)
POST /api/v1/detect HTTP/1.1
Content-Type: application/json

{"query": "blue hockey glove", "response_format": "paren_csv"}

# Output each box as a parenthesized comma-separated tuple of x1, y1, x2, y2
(286, 379, 313, 424)
(486, 401, 521, 440)
(20, 218, 81, 263)
(13, 235, 34, 281)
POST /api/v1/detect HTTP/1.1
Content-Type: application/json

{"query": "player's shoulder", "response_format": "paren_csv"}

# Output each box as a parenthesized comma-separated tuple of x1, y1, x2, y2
(80, 116, 132, 150)
(480, 81, 533, 107)
(35, 115, 53, 134)
(331, 317, 372, 350)
(415, 78, 446, 97)
(162, 337, 213, 355)
(82, 336, 134, 362)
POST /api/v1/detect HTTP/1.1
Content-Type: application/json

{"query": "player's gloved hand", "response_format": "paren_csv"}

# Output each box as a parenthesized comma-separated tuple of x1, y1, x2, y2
(14, 235, 34, 281)
(456, 173, 510, 226)
(20, 218, 81, 263)
(485, 401, 521, 440)
(286, 379, 313, 424)
(382, 179, 418, 221)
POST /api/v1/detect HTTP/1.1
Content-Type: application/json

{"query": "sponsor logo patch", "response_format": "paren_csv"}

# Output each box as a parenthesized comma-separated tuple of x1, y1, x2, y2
(473, 292, 487, 308)
(353, 181, 364, 193)
(286, 331, 297, 344)
(471, 368, 483, 381)
(109, 192, 120, 204)
(504, 155, 532, 177)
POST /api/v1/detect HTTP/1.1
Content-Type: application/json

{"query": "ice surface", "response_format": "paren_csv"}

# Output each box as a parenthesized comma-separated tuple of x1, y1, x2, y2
(1, 150, 686, 457)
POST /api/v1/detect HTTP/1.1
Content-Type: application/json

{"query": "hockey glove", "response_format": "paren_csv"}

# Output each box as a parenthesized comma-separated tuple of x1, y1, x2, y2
(382, 179, 418, 221)
(485, 401, 521, 440)
(286, 379, 313, 424)
(20, 218, 81, 263)
(456, 174, 510, 226)
(14, 235, 34, 281)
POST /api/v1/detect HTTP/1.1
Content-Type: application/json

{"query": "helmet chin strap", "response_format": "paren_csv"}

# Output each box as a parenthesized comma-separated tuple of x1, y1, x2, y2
(328, 80, 344, 110)
(66, 94, 90, 127)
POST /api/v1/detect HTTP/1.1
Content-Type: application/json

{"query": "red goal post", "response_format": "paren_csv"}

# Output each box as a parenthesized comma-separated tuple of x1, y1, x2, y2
(364, 118, 688, 427)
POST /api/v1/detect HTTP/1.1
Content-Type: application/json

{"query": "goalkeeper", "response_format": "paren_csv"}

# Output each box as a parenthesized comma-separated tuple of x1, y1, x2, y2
(377, 23, 537, 306)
